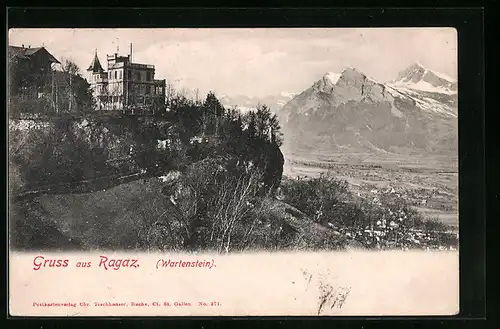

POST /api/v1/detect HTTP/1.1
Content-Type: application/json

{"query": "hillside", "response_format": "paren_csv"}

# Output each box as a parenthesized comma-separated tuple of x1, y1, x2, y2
(9, 94, 290, 252)
(9, 177, 348, 252)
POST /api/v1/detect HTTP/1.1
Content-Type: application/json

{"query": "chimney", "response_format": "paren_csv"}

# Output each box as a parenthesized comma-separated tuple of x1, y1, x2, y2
(28, 45, 31, 48)
(130, 43, 133, 63)
(22, 44, 24, 48)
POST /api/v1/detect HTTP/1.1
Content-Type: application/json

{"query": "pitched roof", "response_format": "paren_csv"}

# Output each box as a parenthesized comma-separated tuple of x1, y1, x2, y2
(8, 45, 60, 64)
(87, 51, 104, 73)
(9, 46, 29, 59)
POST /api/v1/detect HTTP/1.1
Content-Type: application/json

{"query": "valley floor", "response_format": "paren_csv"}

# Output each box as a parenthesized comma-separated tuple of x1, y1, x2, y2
(283, 151, 459, 230)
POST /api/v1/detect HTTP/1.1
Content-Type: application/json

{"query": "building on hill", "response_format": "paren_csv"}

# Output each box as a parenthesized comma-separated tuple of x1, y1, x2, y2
(87, 44, 166, 112)
(9, 44, 95, 116)
(8, 45, 60, 100)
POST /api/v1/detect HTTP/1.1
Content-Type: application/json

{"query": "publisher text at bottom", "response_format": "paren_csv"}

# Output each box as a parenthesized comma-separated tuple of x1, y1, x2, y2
(33, 301, 222, 308)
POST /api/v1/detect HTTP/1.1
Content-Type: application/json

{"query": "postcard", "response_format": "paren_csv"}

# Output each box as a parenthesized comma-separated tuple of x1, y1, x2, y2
(8, 27, 459, 316)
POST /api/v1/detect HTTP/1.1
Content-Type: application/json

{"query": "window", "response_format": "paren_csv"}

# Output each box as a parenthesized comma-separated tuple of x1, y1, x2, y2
(146, 85, 151, 95)
(136, 72, 141, 81)
(128, 70, 132, 79)
(119, 71, 122, 80)
(108, 71, 111, 79)
(146, 71, 152, 81)
(115, 71, 117, 79)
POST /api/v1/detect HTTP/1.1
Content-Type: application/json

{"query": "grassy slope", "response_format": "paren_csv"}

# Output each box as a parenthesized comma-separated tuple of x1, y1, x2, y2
(10, 178, 347, 252)
(11, 178, 165, 251)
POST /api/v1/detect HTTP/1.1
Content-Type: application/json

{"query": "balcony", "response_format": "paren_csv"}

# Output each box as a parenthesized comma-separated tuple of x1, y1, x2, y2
(108, 62, 125, 69)
(130, 63, 155, 70)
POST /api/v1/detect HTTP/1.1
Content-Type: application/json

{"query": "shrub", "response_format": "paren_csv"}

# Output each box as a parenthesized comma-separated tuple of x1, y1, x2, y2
(143, 157, 302, 253)
(10, 117, 113, 189)
(281, 173, 458, 250)
(280, 173, 350, 226)
(151, 157, 262, 252)
(9, 97, 54, 119)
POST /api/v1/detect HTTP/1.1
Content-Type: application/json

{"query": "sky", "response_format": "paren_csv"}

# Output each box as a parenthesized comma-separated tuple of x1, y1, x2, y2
(9, 28, 457, 98)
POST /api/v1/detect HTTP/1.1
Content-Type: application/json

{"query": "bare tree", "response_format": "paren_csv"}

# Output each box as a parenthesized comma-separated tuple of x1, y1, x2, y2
(178, 87, 192, 101)
(210, 171, 261, 253)
(61, 58, 80, 76)
(165, 81, 176, 108)
(58, 58, 81, 113)
(159, 160, 265, 253)
(194, 88, 201, 105)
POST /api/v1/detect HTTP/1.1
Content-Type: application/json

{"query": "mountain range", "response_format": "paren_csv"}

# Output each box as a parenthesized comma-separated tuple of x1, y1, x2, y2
(219, 92, 297, 113)
(278, 63, 458, 156)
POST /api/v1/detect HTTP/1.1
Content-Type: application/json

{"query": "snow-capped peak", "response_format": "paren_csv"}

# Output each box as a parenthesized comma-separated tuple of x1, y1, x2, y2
(391, 62, 457, 95)
(430, 70, 456, 83)
(343, 66, 365, 75)
(280, 91, 297, 99)
(413, 62, 456, 82)
(324, 72, 341, 85)
(396, 62, 456, 83)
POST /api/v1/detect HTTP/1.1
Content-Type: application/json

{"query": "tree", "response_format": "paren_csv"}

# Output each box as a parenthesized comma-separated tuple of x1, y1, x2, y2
(280, 174, 350, 226)
(203, 92, 225, 136)
(61, 58, 80, 76)
(245, 111, 257, 139)
(204, 92, 224, 117)
(74, 76, 95, 114)
(178, 88, 192, 101)
(194, 88, 201, 105)
(219, 108, 244, 155)
(60, 58, 79, 113)
(161, 158, 263, 252)
(255, 104, 271, 140)
(57, 58, 94, 113)
(269, 112, 284, 147)
(165, 81, 176, 108)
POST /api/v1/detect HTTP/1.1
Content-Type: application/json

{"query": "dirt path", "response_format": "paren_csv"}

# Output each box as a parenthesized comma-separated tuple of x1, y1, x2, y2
(13, 171, 150, 202)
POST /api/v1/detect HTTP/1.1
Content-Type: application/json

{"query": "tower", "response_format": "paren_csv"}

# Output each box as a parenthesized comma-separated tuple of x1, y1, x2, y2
(87, 49, 104, 79)
(86, 50, 108, 109)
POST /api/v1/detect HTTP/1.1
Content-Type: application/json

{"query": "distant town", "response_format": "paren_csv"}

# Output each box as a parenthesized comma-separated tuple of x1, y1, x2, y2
(8, 43, 166, 116)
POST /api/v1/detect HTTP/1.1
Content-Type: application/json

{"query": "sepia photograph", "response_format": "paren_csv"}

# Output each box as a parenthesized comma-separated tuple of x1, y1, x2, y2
(8, 27, 460, 316)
